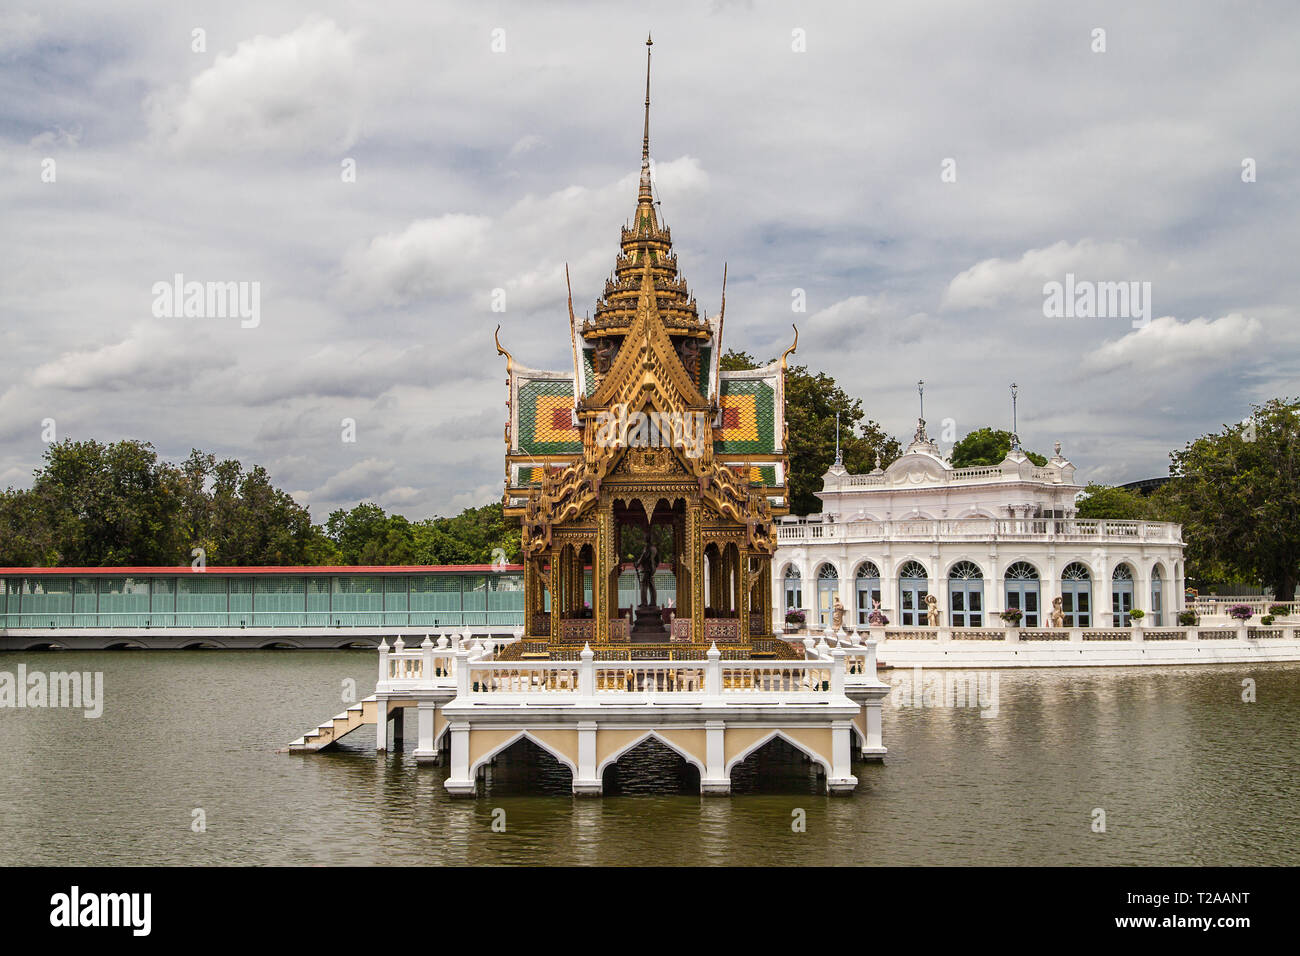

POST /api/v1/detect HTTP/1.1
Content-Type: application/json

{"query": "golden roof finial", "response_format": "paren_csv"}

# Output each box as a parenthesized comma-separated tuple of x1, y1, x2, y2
(779, 323, 799, 371)
(566, 264, 581, 403)
(639, 33, 653, 203)
(494, 323, 514, 375)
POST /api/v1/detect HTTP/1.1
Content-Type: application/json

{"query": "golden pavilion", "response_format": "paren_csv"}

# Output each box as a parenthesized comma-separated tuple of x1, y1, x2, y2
(496, 37, 795, 655)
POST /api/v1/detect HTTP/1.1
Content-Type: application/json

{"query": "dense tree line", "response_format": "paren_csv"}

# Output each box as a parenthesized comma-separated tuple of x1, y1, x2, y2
(3, 388, 1295, 600)
(0, 440, 519, 568)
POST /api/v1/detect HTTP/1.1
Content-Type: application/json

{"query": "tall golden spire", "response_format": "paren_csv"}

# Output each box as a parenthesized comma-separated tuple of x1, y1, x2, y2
(639, 32, 653, 203)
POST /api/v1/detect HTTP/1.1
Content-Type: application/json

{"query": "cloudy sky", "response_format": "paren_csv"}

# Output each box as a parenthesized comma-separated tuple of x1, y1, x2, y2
(2, 0, 1297, 521)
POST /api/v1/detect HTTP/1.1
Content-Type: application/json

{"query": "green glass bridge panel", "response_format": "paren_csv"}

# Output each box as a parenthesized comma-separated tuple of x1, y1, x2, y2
(74, 578, 98, 626)
(177, 576, 230, 627)
(462, 575, 487, 626)
(228, 578, 253, 626)
(332, 576, 384, 626)
(255, 576, 307, 626)
(150, 577, 176, 627)
(409, 575, 461, 627)
(306, 577, 331, 626)
(21, 577, 75, 627)
(96, 577, 150, 627)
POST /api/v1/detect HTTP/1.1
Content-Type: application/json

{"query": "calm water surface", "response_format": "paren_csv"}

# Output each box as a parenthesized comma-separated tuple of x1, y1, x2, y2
(1, 650, 1296, 865)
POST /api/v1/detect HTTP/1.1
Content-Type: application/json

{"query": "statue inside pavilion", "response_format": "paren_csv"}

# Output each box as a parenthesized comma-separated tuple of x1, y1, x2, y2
(495, 36, 795, 657)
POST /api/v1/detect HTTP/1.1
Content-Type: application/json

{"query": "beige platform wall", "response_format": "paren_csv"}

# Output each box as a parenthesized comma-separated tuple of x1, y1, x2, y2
(531, 729, 580, 767)
(724, 726, 832, 770)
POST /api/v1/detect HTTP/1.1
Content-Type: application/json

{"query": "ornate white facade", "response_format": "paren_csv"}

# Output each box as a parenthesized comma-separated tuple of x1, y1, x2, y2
(772, 422, 1186, 630)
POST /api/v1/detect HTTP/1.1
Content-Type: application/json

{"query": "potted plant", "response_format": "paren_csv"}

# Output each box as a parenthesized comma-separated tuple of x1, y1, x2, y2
(999, 608, 1023, 626)
(1127, 609, 1145, 625)
(1268, 603, 1289, 618)
(1227, 604, 1255, 623)
(1177, 610, 1199, 626)
(784, 609, 806, 633)
(1261, 614, 1275, 625)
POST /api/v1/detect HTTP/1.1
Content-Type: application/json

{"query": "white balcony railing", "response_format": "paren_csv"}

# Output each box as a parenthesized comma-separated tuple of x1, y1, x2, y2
(775, 516, 1182, 544)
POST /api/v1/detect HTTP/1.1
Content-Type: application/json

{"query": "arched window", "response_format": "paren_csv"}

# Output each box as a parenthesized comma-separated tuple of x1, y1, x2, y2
(855, 561, 881, 626)
(1150, 566, 1163, 626)
(1004, 561, 1040, 627)
(898, 560, 929, 627)
(948, 561, 984, 627)
(816, 564, 839, 626)
(1061, 562, 1092, 627)
(1111, 563, 1134, 627)
(783, 566, 802, 615)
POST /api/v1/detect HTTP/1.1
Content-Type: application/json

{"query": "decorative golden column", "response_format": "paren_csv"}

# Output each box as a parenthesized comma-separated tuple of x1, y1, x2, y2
(739, 550, 751, 634)
(548, 554, 560, 642)
(689, 506, 704, 642)
(595, 508, 611, 643)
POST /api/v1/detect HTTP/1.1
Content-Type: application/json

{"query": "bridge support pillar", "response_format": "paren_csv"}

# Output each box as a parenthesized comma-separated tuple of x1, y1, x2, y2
(444, 723, 476, 797)
(414, 701, 438, 764)
(701, 720, 730, 795)
(828, 720, 858, 794)
(573, 721, 602, 796)
(374, 696, 389, 752)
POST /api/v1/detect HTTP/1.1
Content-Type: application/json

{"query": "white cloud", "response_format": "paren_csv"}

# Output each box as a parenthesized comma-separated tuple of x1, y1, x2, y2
(298, 457, 397, 505)
(147, 17, 360, 154)
(940, 240, 1138, 312)
(1083, 313, 1262, 373)
(339, 214, 491, 307)
(29, 323, 234, 391)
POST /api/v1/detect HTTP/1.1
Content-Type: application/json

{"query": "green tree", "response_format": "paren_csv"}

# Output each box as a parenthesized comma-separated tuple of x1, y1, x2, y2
(719, 349, 900, 515)
(950, 427, 1047, 468)
(206, 459, 323, 565)
(1159, 398, 1300, 600)
(19, 439, 185, 566)
(1074, 483, 1162, 520)
(0, 487, 60, 566)
(413, 502, 521, 566)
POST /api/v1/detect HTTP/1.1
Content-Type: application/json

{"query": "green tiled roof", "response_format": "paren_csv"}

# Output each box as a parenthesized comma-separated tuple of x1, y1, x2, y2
(517, 378, 583, 455)
(714, 378, 776, 454)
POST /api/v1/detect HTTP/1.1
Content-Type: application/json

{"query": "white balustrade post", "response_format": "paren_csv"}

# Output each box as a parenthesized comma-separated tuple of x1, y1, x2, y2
(1132, 626, 1144, 643)
(706, 642, 722, 696)
(816, 637, 831, 660)
(831, 648, 846, 696)
(579, 643, 595, 697)
(864, 639, 879, 682)
(455, 648, 470, 697)
(1238, 625, 1249, 642)
(421, 635, 435, 680)
(377, 638, 389, 685)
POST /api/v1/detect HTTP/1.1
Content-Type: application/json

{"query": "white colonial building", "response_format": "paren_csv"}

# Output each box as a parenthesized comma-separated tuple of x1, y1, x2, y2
(772, 421, 1186, 631)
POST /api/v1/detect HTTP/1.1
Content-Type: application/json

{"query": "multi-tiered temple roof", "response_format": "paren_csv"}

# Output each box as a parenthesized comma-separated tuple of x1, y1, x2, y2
(498, 38, 790, 513)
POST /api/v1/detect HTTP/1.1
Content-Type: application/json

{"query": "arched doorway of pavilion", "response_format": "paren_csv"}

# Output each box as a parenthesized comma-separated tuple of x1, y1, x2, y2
(611, 497, 683, 640)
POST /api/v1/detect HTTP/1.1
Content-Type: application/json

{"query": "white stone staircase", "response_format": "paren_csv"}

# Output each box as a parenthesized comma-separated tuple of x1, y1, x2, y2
(289, 694, 380, 752)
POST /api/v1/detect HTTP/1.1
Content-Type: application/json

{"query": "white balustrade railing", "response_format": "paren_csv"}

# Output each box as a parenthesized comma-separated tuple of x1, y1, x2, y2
(377, 630, 522, 685)
(774, 517, 1182, 544)
(1192, 598, 1298, 618)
